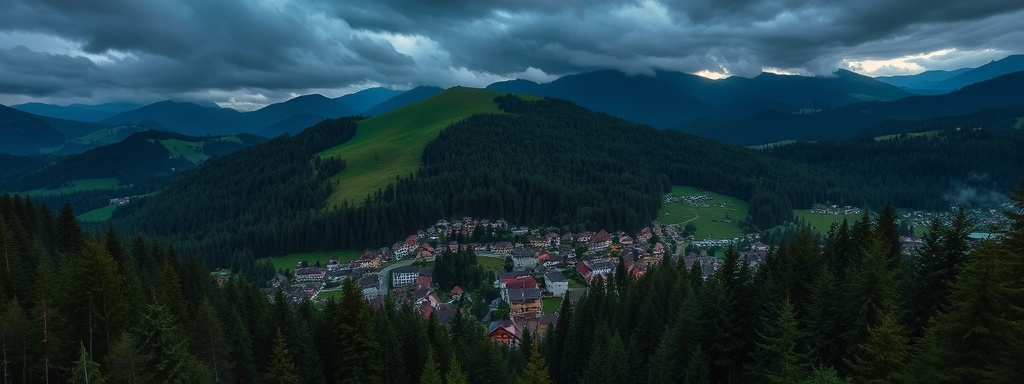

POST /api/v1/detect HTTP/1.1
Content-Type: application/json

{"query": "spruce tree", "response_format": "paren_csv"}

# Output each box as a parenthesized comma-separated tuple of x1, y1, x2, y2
(920, 240, 1019, 383)
(446, 352, 469, 384)
(518, 341, 553, 384)
(419, 350, 443, 384)
(754, 297, 811, 383)
(264, 328, 300, 384)
(68, 342, 106, 384)
(846, 308, 909, 384)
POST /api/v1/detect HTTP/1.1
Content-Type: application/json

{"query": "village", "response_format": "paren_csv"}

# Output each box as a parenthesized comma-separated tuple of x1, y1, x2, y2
(259, 216, 775, 347)
(251, 194, 1002, 347)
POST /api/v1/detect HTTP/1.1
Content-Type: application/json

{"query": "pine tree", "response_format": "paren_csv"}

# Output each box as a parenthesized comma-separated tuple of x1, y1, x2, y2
(264, 329, 300, 384)
(105, 334, 143, 384)
(518, 341, 553, 384)
(56, 203, 84, 257)
(683, 347, 710, 384)
(336, 277, 383, 384)
(133, 304, 201, 383)
(584, 325, 628, 384)
(846, 308, 909, 384)
(918, 240, 1019, 383)
(446, 352, 469, 384)
(841, 236, 898, 366)
(1, 298, 32, 383)
(64, 242, 129, 361)
(190, 299, 234, 383)
(754, 297, 811, 383)
(68, 342, 106, 384)
(419, 350, 443, 384)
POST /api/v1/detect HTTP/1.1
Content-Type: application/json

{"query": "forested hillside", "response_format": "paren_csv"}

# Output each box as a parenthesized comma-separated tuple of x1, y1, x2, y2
(113, 118, 355, 266)
(543, 198, 1024, 383)
(4, 181, 1024, 383)
(112, 92, 1024, 265)
(766, 128, 1024, 211)
(0, 195, 524, 383)
(112, 94, 826, 263)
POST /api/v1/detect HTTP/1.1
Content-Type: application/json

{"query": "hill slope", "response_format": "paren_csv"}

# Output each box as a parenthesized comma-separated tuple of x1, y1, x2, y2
(0, 104, 65, 155)
(110, 90, 1024, 261)
(319, 87, 507, 205)
(336, 87, 403, 113)
(363, 86, 445, 116)
(2, 130, 263, 190)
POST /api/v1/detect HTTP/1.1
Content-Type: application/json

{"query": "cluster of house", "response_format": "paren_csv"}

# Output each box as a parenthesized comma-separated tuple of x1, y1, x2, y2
(378, 266, 460, 321)
(486, 271, 566, 347)
(663, 193, 717, 208)
(809, 206, 862, 215)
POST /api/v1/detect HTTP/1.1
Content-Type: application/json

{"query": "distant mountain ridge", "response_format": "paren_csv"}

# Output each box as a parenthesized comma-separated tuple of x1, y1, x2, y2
(682, 70, 1024, 145)
(1, 130, 265, 193)
(486, 68, 910, 128)
(876, 54, 1024, 93)
(11, 102, 140, 122)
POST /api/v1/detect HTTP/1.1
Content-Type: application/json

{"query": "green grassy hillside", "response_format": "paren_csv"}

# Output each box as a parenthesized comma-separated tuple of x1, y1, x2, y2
(658, 185, 749, 240)
(319, 87, 510, 207)
(794, 209, 864, 234)
(21, 178, 119, 197)
(79, 204, 117, 222)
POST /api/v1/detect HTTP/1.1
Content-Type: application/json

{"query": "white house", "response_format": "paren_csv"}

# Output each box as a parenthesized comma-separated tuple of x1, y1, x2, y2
(391, 266, 420, 288)
(544, 271, 569, 297)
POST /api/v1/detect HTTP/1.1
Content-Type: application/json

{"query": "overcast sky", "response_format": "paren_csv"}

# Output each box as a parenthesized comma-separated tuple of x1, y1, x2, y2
(1, 0, 1022, 109)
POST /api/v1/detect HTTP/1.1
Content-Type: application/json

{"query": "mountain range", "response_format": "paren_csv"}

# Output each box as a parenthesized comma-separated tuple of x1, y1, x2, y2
(4, 54, 1024, 155)
(488, 68, 911, 128)
(875, 54, 1024, 94)
(683, 71, 1024, 145)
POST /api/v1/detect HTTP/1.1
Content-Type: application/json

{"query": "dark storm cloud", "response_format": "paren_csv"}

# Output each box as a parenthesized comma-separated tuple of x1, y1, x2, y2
(0, 0, 1022, 106)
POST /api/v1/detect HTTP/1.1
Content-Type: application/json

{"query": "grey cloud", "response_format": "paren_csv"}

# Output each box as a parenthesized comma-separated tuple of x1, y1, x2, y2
(1, 0, 1023, 106)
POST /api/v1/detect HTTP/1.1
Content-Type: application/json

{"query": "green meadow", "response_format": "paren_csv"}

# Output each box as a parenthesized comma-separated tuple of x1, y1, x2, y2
(21, 178, 119, 197)
(318, 87, 507, 207)
(873, 130, 942, 142)
(79, 205, 116, 222)
(658, 185, 749, 240)
(261, 250, 363, 273)
(157, 139, 210, 163)
(794, 209, 864, 234)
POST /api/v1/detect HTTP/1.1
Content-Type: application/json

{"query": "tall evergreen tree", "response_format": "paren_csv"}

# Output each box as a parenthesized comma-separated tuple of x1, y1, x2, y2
(68, 342, 106, 384)
(419, 350, 443, 384)
(753, 297, 811, 384)
(264, 328, 300, 384)
(518, 341, 553, 384)
(846, 308, 910, 384)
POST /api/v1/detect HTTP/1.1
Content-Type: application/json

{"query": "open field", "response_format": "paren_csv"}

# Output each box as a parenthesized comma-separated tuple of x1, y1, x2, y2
(158, 139, 210, 163)
(794, 209, 864, 234)
(543, 297, 563, 314)
(477, 256, 506, 276)
(261, 250, 362, 273)
(874, 130, 942, 141)
(79, 205, 116, 222)
(319, 87, 505, 207)
(317, 289, 343, 301)
(20, 178, 119, 197)
(659, 185, 749, 240)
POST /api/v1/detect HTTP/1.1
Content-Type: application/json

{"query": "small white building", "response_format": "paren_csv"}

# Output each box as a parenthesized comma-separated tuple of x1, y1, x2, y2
(391, 266, 420, 288)
(544, 271, 569, 297)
